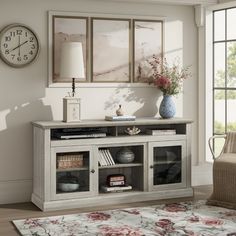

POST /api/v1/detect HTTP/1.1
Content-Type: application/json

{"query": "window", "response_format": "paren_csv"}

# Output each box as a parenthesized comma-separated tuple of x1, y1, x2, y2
(212, 8, 236, 156)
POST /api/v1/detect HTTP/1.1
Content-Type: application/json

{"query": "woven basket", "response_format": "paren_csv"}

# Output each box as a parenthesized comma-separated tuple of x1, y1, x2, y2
(57, 154, 83, 169)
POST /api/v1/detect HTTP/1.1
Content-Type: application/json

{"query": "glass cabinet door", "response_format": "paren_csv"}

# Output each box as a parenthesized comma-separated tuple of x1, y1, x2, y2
(148, 140, 186, 190)
(51, 146, 96, 200)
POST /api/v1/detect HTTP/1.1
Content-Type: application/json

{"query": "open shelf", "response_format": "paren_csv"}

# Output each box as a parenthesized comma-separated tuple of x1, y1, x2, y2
(99, 163, 143, 169)
(99, 189, 142, 196)
(56, 167, 89, 172)
(154, 160, 181, 165)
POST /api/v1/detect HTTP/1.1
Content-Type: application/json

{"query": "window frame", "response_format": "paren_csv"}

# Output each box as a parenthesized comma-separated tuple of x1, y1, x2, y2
(204, 2, 236, 162)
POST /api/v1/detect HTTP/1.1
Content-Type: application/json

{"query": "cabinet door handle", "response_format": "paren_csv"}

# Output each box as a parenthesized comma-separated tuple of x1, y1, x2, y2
(150, 165, 154, 169)
(90, 169, 95, 173)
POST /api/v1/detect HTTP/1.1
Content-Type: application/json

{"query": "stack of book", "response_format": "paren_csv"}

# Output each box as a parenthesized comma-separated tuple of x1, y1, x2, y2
(105, 115, 136, 121)
(98, 149, 115, 166)
(100, 185, 132, 193)
(146, 129, 176, 135)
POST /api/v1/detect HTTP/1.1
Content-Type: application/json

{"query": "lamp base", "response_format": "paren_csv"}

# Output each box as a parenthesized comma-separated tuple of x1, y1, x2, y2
(63, 97, 81, 122)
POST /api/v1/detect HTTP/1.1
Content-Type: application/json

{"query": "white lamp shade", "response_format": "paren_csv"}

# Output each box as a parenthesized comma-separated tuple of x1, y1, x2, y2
(60, 42, 85, 79)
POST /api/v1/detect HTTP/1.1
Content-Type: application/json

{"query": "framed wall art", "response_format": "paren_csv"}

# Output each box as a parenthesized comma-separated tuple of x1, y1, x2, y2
(48, 11, 164, 86)
(133, 20, 163, 83)
(91, 18, 131, 82)
(48, 14, 88, 84)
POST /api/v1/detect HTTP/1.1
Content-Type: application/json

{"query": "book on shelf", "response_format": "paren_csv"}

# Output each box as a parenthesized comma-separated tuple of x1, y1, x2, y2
(146, 129, 176, 135)
(105, 115, 136, 121)
(98, 150, 107, 166)
(100, 185, 132, 193)
(104, 149, 115, 165)
(98, 149, 115, 166)
(102, 149, 111, 166)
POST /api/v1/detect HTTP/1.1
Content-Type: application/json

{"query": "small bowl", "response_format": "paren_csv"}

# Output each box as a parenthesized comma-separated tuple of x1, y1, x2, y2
(58, 183, 79, 192)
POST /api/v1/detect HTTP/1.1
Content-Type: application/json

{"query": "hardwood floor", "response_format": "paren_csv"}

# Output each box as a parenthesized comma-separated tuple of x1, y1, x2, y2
(0, 185, 212, 236)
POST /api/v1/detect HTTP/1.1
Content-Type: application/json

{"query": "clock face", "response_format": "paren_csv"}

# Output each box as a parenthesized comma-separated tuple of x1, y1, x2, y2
(0, 24, 39, 67)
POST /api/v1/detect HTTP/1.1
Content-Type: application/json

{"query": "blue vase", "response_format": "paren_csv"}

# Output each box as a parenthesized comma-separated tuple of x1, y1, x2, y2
(159, 95, 176, 119)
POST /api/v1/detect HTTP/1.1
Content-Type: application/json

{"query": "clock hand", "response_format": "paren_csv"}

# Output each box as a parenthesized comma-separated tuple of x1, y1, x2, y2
(9, 40, 28, 52)
(18, 35, 20, 56)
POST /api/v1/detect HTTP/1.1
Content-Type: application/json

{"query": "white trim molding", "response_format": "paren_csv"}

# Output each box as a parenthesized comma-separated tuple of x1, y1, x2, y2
(194, 5, 207, 165)
(93, 0, 218, 6)
(207, 0, 236, 10)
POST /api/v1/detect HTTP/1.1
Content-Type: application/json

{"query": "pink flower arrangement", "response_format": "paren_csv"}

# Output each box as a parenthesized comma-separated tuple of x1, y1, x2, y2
(148, 55, 191, 95)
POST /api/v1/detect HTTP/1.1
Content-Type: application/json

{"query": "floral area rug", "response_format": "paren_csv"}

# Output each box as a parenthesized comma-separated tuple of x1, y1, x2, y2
(13, 200, 236, 236)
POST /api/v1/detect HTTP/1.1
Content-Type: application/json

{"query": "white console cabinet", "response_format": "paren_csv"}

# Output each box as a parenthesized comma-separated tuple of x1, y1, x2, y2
(32, 118, 193, 211)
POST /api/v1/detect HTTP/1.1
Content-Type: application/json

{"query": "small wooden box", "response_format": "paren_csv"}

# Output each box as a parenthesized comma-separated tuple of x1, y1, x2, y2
(63, 97, 81, 122)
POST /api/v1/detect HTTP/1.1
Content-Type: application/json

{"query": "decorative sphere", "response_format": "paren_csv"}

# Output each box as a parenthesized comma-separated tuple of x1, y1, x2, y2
(116, 147, 135, 163)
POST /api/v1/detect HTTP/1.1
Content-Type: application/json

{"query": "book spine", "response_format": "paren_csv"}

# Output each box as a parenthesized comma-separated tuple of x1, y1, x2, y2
(101, 185, 132, 192)
(105, 116, 136, 121)
(97, 151, 102, 166)
(107, 149, 115, 165)
(103, 149, 111, 165)
(99, 150, 106, 166)
(101, 149, 110, 166)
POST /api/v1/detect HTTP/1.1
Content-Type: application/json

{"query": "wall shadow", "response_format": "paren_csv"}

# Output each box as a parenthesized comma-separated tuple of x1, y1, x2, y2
(0, 99, 53, 181)
(104, 85, 161, 117)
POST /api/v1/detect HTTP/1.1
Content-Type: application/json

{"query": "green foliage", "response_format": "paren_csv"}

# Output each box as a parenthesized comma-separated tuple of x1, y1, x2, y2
(215, 42, 236, 100)
(228, 43, 236, 78)
(214, 120, 236, 134)
(215, 90, 236, 99)
(214, 121, 225, 134)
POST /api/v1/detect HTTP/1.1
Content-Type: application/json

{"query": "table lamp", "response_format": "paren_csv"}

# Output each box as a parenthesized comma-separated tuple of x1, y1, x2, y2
(60, 42, 85, 122)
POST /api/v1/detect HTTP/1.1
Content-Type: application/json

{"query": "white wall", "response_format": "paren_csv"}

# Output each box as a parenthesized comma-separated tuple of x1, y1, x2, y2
(0, 0, 198, 204)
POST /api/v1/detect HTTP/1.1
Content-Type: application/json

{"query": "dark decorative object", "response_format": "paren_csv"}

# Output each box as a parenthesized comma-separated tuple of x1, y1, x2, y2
(116, 147, 135, 163)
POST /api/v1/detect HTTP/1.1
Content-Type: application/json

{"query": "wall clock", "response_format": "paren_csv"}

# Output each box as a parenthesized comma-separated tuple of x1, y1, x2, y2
(0, 24, 39, 68)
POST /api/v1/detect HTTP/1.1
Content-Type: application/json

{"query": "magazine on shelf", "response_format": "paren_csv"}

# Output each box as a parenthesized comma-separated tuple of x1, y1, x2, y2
(146, 129, 176, 135)
(105, 115, 136, 121)
(100, 185, 132, 193)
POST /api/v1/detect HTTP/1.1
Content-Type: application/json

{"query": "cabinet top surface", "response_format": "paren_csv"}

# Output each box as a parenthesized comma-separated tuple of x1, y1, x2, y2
(32, 117, 193, 129)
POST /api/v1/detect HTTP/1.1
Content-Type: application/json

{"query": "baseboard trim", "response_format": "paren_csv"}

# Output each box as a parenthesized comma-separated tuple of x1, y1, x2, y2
(0, 179, 32, 204)
(34, 188, 194, 212)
